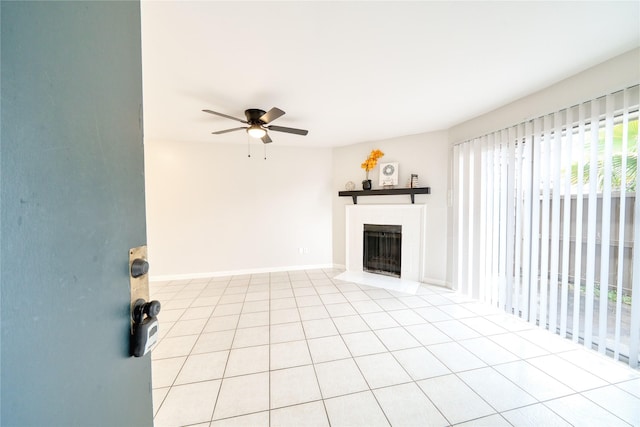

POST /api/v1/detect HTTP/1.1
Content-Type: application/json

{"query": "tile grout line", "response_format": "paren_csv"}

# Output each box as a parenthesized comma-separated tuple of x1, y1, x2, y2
(210, 275, 242, 424)
(300, 269, 334, 427)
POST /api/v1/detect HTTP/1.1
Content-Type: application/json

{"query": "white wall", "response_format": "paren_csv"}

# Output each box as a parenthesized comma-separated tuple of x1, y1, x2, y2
(449, 48, 640, 144)
(145, 140, 333, 279)
(331, 131, 450, 286)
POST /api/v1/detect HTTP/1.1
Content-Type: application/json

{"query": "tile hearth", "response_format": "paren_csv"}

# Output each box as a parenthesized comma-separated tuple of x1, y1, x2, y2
(150, 269, 640, 427)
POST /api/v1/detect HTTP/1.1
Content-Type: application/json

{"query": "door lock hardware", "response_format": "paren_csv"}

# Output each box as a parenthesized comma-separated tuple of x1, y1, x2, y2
(129, 245, 154, 356)
(129, 245, 149, 327)
(132, 299, 161, 324)
(130, 258, 149, 278)
(130, 298, 161, 357)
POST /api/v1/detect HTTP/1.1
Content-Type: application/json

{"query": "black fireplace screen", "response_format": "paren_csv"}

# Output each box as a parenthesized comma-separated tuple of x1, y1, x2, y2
(363, 224, 402, 278)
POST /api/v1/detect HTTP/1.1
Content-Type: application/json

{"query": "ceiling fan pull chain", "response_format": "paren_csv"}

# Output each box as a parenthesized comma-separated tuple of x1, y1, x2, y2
(247, 135, 251, 158)
(264, 144, 267, 160)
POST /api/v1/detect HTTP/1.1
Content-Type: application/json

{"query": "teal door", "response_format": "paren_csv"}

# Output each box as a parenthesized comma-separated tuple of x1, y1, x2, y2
(1, 2, 152, 425)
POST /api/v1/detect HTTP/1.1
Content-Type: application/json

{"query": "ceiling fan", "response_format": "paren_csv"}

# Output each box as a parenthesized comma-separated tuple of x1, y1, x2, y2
(202, 107, 308, 144)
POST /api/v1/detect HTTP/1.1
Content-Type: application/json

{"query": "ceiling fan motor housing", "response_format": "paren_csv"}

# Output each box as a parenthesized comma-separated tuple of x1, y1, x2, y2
(245, 109, 267, 124)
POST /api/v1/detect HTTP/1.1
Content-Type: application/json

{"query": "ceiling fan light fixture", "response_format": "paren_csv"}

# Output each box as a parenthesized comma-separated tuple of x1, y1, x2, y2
(247, 124, 266, 138)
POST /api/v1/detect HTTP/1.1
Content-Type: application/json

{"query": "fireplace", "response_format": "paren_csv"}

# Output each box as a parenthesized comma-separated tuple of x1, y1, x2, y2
(344, 204, 425, 284)
(363, 224, 402, 278)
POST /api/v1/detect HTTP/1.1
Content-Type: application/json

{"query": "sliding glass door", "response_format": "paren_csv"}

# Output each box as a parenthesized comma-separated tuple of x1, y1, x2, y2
(453, 86, 640, 368)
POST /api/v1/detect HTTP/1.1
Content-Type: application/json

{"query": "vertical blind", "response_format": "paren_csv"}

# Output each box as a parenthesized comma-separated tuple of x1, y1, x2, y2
(453, 85, 640, 368)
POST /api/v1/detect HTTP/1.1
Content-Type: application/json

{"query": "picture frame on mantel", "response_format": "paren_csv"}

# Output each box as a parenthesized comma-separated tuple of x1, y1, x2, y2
(379, 162, 398, 187)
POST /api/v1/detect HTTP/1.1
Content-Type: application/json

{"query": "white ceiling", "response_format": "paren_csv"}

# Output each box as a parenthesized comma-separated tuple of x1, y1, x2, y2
(141, 1, 639, 148)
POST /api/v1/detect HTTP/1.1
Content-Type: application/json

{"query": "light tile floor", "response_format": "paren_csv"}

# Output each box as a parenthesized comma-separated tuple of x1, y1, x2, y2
(150, 269, 640, 427)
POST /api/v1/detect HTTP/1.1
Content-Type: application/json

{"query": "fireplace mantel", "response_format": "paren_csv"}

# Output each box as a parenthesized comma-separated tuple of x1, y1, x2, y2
(338, 187, 431, 204)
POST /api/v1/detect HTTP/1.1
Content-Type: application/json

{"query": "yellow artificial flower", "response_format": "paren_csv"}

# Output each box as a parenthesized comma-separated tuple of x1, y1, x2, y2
(361, 149, 385, 172)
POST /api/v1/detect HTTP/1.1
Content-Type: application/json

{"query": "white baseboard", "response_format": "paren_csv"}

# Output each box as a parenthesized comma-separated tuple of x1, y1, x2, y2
(420, 277, 451, 289)
(150, 263, 338, 282)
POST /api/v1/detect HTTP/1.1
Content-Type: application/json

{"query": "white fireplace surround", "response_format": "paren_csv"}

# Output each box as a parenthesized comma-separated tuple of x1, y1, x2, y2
(344, 204, 426, 283)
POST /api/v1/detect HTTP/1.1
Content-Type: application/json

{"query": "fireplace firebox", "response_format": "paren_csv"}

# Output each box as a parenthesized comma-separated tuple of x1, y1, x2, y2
(363, 224, 402, 278)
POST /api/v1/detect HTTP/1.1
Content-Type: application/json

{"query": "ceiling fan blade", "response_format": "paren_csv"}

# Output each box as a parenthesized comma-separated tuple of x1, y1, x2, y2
(211, 127, 245, 135)
(203, 109, 247, 124)
(259, 107, 285, 124)
(267, 125, 309, 136)
(261, 133, 273, 144)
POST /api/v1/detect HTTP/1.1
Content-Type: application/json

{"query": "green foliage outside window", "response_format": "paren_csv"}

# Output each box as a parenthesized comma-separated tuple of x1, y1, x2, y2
(570, 119, 639, 192)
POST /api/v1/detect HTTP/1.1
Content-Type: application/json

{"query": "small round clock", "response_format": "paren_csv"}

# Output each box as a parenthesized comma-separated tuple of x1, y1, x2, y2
(382, 164, 395, 176)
